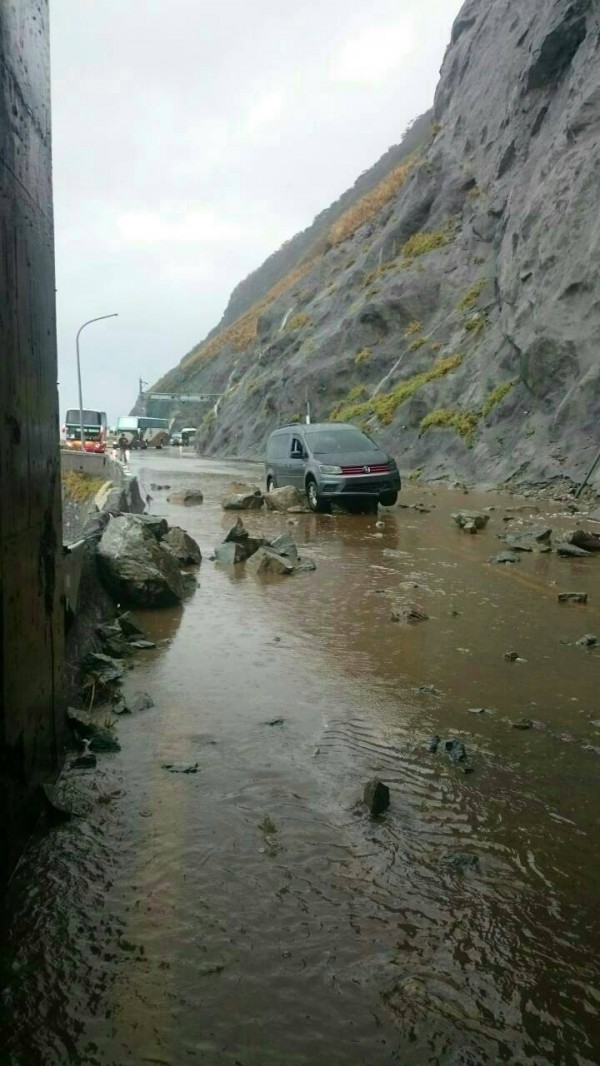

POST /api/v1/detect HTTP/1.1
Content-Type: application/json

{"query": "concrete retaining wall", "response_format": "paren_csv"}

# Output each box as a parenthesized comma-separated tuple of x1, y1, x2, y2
(0, 1, 64, 885)
(61, 449, 125, 484)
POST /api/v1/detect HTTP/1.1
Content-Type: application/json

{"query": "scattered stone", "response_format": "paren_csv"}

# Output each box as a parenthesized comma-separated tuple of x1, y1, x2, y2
(576, 634, 600, 648)
(375, 520, 385, 529)
(418, 684, 442, 697)
(452, 511, 490, 531)
(587, 509, 600, 523)
(512, 718, 534, 730)
(293, 557, 317, 573)
(222, 518, 265, 560)
(270, 532, 299, 563)
(567, 530, 600, 552)
(98, 514, 188, 606)
(118, 611, 147, 641)
(556, 542, 592, 558)
(468, 707, 493, 715)
(558, 592, 588, 605)
(264, 485, 304, 512)
(266, 718, 285, 727)
(222, 491, 264, 511)
(128, 638, 156, 649)
(162, 526, 202, 565)
(214, 542, 248, 565)
(445, 738, 468, 763)
(162, 762, 199, 774)
(149, 483, 170, 491)
(363, 778, 390, 816)
(504, 536, 534, 552)
(41, 784, 76, 822)
(81, 651, 125, 684)
(489, 552, 520, 564)
(129, 692, 155, 713)
(67, 708, 121, 752)
(70, 752, 97, 769)
(428, 736, 441, 753)
(246, 546, 295, 575)
(390, 604, 429, 624)
(413, 503, 431, 514)
(134, 514, 169, 539)
(503, 651, 519, 662)
(167, 489, 204, 506)
(287, 504, 312, 514)
(259, 815, 277, 834)
(440, 852, 480, 871)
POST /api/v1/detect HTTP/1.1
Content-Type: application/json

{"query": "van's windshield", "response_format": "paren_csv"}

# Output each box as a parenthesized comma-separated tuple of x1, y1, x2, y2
(305, 428, 377, 454)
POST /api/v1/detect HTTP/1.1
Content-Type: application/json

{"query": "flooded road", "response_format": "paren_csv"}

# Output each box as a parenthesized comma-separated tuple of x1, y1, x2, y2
(3, 452, 600, 1065)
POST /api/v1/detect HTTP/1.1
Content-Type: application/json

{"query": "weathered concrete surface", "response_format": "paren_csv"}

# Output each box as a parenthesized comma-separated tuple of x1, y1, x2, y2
(61, 450, 145, 544)
(0, 1, 64, 884)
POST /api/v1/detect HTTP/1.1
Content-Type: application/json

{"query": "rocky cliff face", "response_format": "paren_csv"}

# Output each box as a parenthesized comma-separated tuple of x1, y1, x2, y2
(149, 0, 600, 492)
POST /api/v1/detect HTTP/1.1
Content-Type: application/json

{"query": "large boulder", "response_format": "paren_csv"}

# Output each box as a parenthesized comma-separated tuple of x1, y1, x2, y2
(222, 491, 264, 511)
(246, 546, 295, 575)
(134, 514, 169, 539)
(264, 486, 304, 512)
(97, 514, 187, 606)
(167, 488, 204, 506)
(163, 526, 202, 564)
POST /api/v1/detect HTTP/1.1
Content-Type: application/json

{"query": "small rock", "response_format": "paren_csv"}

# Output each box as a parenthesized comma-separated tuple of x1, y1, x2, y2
(445, 738, 468, 763)
(418, 684, 442, 697)
(264, 485, 303, 512)
(452, 511, 490, 531)
(259, 815, 277, 834)
(390, 604, 429, 624)
(246, 546, 295, 575)
(266, 718, 285, 727)
(375, 521, 385, 529)
(213, 541, 248, 565)
(428, 735, 441, 753)
(67, 708, 121, 752)
(162, 762, 199, 774)
(468, 707, 493, 715)
(70, 753, 97, 769)
(167, 489, 204, 506)
(363, 778, 390, 816)
(489, 552, 520, 564)
(128, 638, 156, 649)
(512, 718, 533, 730)
(503, 651, 519, 662)
(118, 611, 147, 641)
(222, 491, 264, 511)
(576, 634, 600, 648)
(293, 557, 317, 573)
(556, 542, 592, 558)
(568, 530, 600, 553)
(41, 784, 77, 822)
(129, 691, 155, 713)
(558, 592, 588, 604)
(162, 526, 202, 565)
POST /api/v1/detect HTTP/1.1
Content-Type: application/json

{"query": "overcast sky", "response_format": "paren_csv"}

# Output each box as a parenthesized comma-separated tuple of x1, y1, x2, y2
(50, 0, 459, 426)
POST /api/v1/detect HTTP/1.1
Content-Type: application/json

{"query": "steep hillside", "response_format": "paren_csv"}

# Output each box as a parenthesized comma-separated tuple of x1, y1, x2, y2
(148, 0, 600, 492)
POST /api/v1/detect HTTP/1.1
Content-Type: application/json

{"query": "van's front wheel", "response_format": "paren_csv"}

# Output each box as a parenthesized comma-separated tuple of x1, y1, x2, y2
(306, 479, 326, 513)
(379, 490, 398, 507)
(267, 476, 276, 492)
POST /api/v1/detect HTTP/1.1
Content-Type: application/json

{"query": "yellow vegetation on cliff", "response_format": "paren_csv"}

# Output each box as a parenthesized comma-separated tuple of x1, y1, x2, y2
(328, 159, 416, 247)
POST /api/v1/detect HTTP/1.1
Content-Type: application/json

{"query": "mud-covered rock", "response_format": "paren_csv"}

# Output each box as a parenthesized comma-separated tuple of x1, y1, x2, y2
(390, 604, 429, 624)
(246, 546, 295, 575)
(163, 526, 202, 565)
(264, 486, 304, 512)
(363, 778, 390, 816)
(167, 489, 204, 506)
(222, 491, 264, 511)
(567, 530, 600, 553)
(97, 514, 186, 606)
(452, 511, 490, 532)
(558, 592, 588, 604)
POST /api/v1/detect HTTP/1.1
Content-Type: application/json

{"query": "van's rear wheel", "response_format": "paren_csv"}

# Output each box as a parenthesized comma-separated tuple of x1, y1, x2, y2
(307, 479, 326, 513)
(379, 491, 398, 507)
(267, 476, 276, 492)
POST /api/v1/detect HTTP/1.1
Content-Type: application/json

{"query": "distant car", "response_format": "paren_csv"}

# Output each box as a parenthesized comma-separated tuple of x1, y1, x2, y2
(170, 431, 182, 446)
(265, 421, 401, 512)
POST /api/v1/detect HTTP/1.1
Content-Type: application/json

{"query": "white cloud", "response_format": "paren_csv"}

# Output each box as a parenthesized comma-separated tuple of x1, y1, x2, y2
(330, 19, 415, 85)
(242, 89, 286, 137)
(116, 209, 246, 244)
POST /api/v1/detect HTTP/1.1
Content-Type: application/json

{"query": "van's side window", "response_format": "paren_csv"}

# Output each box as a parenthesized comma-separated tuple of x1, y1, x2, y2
(291, 437, 304, 458)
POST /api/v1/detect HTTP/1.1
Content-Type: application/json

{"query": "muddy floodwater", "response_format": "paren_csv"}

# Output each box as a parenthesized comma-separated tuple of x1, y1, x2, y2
(3, 453, 600, 1065)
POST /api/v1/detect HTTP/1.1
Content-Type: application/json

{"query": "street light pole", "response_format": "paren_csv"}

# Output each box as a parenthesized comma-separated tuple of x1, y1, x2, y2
(76, 314, 118, 451)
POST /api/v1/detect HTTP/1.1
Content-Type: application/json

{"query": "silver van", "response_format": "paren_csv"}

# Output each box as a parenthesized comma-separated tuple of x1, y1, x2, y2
(265, 422, 401, 512)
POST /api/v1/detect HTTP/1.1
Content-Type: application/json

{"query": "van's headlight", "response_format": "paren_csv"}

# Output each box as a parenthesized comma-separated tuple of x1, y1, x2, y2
(319, 464, 342, 475)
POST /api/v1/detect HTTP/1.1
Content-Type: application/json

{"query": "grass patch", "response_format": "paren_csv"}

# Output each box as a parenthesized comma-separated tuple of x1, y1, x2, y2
(464, 313, 487, 337)
(402, 221, 454, 261)
(285, 312, 312, 332)
(481, 380, 514, 418)
(404, 320, 423, 336)
(328, 158, 416, 247)
(355, 347, 372, 364)
(457, 280, 485, 312)
(330, 354, 463, 427)
(408, 337, 427, 352)
(420, 379, 515, 445)
(62, 470, 107, 502)
(420, 408, 480, 445)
